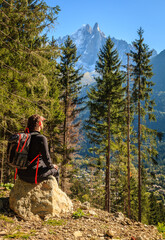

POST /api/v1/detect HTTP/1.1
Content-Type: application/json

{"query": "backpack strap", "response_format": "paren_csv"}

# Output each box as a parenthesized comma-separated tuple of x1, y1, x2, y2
(14, 168, 18, 181)
(15, 132, 28, 182)
(28, 153, 41, 184)
(20, 133, 29, 153)
(16, 134, 21, 152)
(35, 154, 40, 184)
(28, 132, 41, 184)
(14, 153, 41, 184)
(25, 128, 30, 133)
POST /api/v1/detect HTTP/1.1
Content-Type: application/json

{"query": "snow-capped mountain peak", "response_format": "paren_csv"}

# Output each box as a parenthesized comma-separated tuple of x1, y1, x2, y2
(93, 22, 100, 32)
(56, 23, 157, 72)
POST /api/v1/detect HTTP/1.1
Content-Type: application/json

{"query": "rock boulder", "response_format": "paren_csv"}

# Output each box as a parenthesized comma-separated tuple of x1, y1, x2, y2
(9, 176, 73, 220)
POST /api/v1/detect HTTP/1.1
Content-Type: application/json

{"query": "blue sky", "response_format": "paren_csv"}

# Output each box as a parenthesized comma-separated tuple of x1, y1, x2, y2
(45, 0, 165, 54)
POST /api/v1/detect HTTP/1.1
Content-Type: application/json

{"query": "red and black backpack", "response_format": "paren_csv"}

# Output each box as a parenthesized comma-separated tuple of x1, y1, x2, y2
(7, 129, 40, 184)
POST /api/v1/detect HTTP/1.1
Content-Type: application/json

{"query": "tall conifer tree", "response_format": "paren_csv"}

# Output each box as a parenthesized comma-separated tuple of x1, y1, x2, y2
(131, 28, 156, 222)
(58, 36, 83, 192)
(0, 0, 61, 182)
(0, 0, 61, 128)
(86, 37, 125, 212)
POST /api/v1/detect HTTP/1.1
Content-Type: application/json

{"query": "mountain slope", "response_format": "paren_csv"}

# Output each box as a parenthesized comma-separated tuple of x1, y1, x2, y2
(146, 50, 165, 132)
(151, 50, 165, 92)
(0, 190, 163, 240)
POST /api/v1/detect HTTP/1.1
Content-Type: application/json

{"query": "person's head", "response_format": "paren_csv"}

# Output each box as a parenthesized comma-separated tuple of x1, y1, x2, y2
(27, 114, 45, 132)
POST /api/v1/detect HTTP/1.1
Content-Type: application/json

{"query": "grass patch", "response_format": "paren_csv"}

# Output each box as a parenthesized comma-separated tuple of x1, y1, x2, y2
(0, 183, 14, 190)
(72, 208, 85, 219)
(0, 192, 7, 198)
(3, 230, 36, 239)
(0, 214, 14, 223)
(49, 230, 56, 235)
(44, 219, 65, 226)
(157, 222, 165, 238)
(15, 225, 22, 230)
(3, 231, 31, 239)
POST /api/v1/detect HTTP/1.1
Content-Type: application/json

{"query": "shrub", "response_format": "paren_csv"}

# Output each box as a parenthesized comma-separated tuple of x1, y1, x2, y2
(157, 222, 165, 238)
(72, 208, 85, 219)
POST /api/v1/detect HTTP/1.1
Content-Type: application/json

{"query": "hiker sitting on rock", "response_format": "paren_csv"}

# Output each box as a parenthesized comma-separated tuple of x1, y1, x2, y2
(18, 114, 59, 184)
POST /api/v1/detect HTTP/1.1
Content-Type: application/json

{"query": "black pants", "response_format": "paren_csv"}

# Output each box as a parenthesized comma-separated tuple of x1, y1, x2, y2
(18, 167, 59, 184)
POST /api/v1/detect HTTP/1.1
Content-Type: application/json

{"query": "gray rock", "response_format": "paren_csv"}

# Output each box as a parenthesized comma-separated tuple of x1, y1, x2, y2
(88, 209, 97, 216)
(98, 234, 104, 237)
(73, 231, 83, 238)
(9, 176, 73, 220)
(105, 230, 114, 238)
(0, 231, 6, 236)
(125, 218, 132, 225)
(80, 201, 90, 210)
(114, 212, 125, 220)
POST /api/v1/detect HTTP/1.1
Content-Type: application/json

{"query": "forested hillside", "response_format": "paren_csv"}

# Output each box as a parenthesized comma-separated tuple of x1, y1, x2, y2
(149, 50, 165, 132)
(0, 0, 165, 228)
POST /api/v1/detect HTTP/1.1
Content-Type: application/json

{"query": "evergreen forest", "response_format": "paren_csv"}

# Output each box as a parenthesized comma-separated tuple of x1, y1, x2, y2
(0, 0, 164, 227)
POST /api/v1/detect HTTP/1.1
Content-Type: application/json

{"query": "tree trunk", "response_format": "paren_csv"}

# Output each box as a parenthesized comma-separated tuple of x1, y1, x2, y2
(127, 53, 131, 218)
(1, 117, 6, 184)
(0, 141, 5, 184)
(61, 73, 69, 192)
(105, 100, 111, 212)
(61, 114, 67, 191)
(61, 164, 66, 191)
(138, 78, 141, 222)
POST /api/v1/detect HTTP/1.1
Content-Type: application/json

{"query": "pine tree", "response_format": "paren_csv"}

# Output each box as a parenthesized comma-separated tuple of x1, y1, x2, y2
(0, 0, 61, 128)
(0, 0, 61, 182)
(57, 36, 84, 192)
(148, 192, 158, 225)
(86, 36, 125, 212)
(126, 53, 131, 218)
(157, 201, 165, 224)
(35, 37, 64, 165)
(131, 27, 156, 222)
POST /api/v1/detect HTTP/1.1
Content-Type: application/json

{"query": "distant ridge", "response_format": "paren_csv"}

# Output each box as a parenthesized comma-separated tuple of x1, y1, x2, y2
(151, 49, 165, 91)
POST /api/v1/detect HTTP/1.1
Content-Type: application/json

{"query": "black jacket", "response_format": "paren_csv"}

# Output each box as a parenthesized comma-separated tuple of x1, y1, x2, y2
(18, 131, 55, 183)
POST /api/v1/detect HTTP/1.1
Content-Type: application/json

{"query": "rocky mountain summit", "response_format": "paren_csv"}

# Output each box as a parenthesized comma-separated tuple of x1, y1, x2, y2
(0, 188, 163, 240)
(56, 23, 157, 72)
